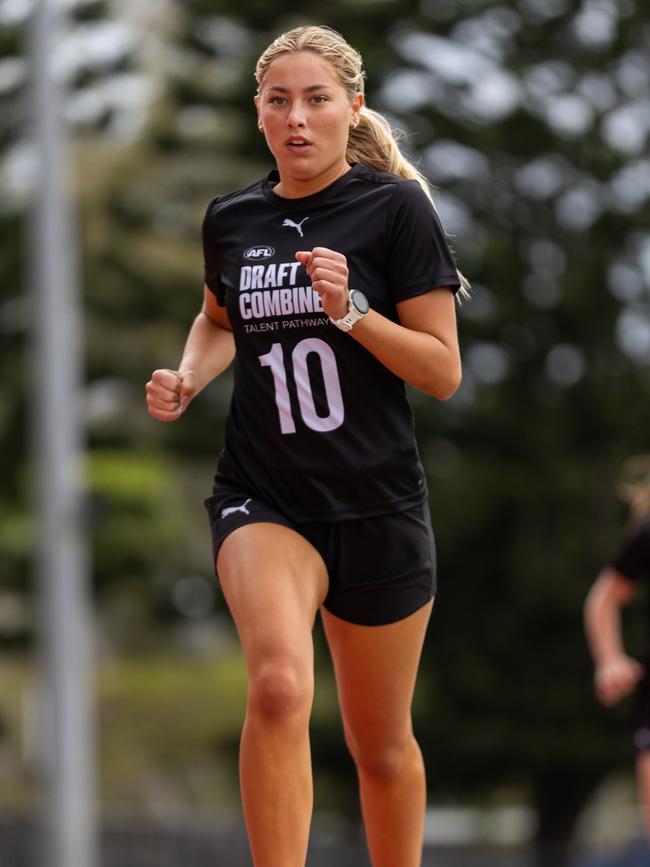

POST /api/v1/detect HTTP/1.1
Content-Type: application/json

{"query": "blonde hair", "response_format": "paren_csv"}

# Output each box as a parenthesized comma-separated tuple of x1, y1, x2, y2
(618, 455, 650, 525)
(255, 25, 470, 298)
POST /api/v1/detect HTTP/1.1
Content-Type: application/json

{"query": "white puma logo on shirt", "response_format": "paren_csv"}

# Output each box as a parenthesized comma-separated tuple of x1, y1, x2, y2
(220, 498, 252, 518)
(282, 217, 309, 237)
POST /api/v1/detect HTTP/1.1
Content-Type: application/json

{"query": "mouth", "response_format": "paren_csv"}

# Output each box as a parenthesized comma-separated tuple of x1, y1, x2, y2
(285, 137, 312, 152)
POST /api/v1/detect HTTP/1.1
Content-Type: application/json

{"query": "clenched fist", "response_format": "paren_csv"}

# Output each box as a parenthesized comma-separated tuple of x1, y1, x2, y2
(146, 369, 196, 422)
(296, 247, 349, 320)
(594, 654, 644, 707)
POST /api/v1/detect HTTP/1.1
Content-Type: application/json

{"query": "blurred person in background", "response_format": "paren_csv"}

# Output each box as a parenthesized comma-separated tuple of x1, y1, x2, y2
(147, 25, 464, 867)
(584, 455, 650, 841)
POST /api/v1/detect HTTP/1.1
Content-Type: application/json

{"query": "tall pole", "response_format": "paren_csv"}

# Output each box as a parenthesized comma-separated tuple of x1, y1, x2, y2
(30, 1, 97, 866)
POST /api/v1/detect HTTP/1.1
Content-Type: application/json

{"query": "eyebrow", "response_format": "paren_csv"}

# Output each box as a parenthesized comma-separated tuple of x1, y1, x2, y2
(266, 84, 334, 93)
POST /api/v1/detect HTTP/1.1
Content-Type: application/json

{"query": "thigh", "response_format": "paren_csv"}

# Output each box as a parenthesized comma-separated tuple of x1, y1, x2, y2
(218, 522, 329, 666)
(205, 486, 297, 565)
(321, 601, 433, 750)
(637, 752, 650, 789)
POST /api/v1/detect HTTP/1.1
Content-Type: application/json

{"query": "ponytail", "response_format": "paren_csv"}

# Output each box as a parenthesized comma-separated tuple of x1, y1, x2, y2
(347, 107, 420, 182)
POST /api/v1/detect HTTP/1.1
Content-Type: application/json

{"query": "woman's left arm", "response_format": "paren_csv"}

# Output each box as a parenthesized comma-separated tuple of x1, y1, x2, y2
(350, 288, 461, 400)
(296, 246, 461, 400)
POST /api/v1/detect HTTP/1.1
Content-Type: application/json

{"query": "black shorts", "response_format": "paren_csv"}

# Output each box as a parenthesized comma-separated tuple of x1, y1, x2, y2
(633, 663, 650, 752)
(204, 484, 436, 627)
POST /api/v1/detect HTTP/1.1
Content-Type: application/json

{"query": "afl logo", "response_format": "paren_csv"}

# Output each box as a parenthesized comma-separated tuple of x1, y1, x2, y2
(244, 245, 275, 260)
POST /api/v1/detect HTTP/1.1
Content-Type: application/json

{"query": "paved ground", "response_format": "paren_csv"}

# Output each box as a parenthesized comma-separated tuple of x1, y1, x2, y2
(0, 812, 648, 866)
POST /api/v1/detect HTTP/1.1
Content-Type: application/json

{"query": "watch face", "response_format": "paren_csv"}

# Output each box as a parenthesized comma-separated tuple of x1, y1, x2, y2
(350, 290, 369, 315)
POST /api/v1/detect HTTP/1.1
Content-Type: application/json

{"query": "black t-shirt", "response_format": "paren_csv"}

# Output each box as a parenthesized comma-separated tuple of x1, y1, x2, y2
(611, 521, 650, 583)
(202, 163, 461, 522)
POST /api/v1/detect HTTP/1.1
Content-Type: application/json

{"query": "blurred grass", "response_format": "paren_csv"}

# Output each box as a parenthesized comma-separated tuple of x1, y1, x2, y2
(0, 660, 35, 811)
(0, 647, 342, 816)
(0, 652, 250, 814)
(96, 652, 248, 812)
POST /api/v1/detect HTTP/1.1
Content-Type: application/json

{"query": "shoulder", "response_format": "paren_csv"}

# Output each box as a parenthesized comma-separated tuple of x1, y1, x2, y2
(349, 168, 435, 227)
(203, 176, 267, 222)
(629, 520, 650, 547)
(611, 519, 650, 580)
(352, 166, 427, 199)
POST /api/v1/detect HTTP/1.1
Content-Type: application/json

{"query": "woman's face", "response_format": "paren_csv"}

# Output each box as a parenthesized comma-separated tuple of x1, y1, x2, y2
(255, 51, 363, 195)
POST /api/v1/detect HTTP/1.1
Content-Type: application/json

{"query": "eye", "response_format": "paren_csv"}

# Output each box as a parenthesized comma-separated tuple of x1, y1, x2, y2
(268, 96, 287, 105)
(311, 95, 328, 104)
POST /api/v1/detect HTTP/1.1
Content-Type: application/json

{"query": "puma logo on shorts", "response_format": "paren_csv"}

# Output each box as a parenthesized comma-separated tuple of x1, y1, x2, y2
(220, 498, 252, 519)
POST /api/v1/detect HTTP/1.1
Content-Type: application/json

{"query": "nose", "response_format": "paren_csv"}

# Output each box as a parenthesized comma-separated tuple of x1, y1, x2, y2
(287, 100, 306, 128)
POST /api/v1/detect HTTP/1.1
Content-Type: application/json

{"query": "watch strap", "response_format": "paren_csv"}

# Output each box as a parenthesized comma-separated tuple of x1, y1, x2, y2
(329, 291, 367, 332)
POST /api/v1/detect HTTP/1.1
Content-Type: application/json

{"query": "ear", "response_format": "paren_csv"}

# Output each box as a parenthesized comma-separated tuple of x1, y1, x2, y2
(350, 92, 364, 128)
(253, 94, 263, 130)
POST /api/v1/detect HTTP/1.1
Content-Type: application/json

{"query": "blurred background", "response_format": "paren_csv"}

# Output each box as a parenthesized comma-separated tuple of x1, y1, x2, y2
(1, 0, 650, 865)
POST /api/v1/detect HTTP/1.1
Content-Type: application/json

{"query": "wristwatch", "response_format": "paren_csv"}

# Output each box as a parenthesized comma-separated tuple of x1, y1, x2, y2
(329, 289, 370, 331)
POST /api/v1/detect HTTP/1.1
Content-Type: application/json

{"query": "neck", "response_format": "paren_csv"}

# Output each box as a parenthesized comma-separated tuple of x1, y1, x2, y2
(273, 159, 352, 199)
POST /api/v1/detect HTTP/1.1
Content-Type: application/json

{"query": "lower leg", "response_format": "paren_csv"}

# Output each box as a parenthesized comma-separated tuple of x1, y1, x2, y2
(322, 605, 433, 867)
(239, 705, 313, 867)
(356, 733, 426, 867)
(636, 753, 650, 843)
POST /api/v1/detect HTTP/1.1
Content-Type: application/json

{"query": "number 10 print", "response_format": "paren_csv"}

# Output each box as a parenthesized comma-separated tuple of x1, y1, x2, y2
(259, 338, 345, 434)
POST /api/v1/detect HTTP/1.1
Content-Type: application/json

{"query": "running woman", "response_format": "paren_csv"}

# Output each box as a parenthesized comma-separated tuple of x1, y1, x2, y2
(146, 25, 464, 867)
(584, 456, 650, 839)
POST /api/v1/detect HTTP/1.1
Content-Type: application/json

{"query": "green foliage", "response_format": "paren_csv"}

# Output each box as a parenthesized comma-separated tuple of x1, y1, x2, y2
(87, 450, 184, 588)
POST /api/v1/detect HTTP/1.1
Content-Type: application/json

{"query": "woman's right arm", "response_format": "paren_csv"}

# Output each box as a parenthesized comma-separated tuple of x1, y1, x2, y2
(146, 285, 235, 422)
(583, 567, 643, 706)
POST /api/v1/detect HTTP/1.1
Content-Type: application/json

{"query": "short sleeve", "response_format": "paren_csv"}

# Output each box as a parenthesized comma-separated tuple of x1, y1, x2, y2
(202, 198, 226, 306)
(387, 180, 461, 304)
(610, 522, 650, 583)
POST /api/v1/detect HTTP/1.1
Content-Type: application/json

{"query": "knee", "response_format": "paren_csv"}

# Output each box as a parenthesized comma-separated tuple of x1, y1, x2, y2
(248, 660, 313, 721)
(349, 733, 418, 784)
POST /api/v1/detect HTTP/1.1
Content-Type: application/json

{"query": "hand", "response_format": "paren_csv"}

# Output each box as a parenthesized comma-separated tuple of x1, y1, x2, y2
(145, 369, 196, 422)
(594, 655, 644, 706)
(296, 247, 350, 320)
